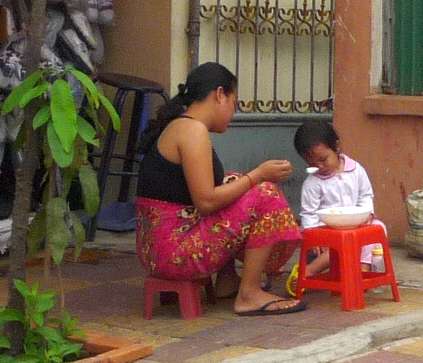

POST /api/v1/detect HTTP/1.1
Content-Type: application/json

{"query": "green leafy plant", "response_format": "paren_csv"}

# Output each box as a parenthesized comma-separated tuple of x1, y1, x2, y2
(1, 65, 120, 265)
(0, 279, 84, 362)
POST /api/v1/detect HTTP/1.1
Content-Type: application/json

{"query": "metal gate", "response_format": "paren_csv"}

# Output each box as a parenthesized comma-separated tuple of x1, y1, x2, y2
(187, 0, 334, 114)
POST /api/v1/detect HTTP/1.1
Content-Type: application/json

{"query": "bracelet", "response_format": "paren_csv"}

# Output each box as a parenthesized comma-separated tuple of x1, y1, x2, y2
(245, 173, 255, 188)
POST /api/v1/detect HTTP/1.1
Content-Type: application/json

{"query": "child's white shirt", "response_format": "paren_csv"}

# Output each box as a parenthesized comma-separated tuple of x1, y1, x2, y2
(300, 154, 374, 229)
(300, 154, 383, 264)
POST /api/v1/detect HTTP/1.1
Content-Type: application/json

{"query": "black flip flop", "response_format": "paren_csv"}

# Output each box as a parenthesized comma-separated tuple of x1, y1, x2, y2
(235, 299, 307, 316)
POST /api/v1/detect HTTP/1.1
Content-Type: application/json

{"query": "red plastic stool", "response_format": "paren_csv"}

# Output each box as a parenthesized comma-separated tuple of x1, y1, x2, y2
(296, 225, 400, 311)
(143, 276, 216, 320)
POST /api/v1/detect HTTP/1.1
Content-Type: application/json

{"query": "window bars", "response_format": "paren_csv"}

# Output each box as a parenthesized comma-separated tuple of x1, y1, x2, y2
(195, 0, 334, 113)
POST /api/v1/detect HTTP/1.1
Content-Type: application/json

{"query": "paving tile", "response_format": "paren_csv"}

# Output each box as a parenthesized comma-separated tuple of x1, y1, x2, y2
(101, 314, 227, 338)
(148, 337, 226, 363)
(241, 326, 336, 349)
(349, 351, 423, 362)
(189, 316, 287, 345)
(390, 338, 423, 358)
(65, 281, 143, 320)
(78, 322, 180, 348)
(60, 255, 144, 283)
(254, 304, 386, 330)
(27, 275, 94, 293)
(185, 345, 264, 363)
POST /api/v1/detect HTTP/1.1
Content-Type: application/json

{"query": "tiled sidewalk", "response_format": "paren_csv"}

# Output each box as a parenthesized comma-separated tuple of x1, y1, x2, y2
(1, 237, 423, 362)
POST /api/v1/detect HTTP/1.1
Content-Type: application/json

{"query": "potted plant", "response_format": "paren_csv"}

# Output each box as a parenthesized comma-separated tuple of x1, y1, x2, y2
(0, 1, 150, 361)
(0, 279, 153, 362)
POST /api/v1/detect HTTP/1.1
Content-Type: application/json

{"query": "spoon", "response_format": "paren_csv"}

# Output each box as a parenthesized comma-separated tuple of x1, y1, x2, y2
(306, 167, 319, 174)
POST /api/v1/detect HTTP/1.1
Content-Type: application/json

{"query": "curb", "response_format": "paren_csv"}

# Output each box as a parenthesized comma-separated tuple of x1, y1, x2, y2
(223, 310, 423, 363)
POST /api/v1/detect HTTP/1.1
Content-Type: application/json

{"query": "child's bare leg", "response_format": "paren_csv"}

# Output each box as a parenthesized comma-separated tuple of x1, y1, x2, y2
(361, 263, 371, 272)
(305, 248, 330, 276)
(235, 245, 301, 313)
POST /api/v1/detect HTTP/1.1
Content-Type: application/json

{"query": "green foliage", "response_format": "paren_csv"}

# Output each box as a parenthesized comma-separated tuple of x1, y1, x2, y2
(0, 280, 83, 362)
(50, 79, 77, 154)
(46, 198, 71, 265)
(1, 70, 43, 115)
(78, 164, 100, 217)
(0, 66, 121, 265)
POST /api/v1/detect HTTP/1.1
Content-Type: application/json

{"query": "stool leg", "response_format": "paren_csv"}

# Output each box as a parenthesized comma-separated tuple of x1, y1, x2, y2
(87, 88, 128, 241)
(381, 242, 401, 302)
(329, 249, 341, 296)
(340, 244, 365, 311)
(178, 283, 202, 319)
(143, 284, 155, 320)
(118, 91, 145, 202)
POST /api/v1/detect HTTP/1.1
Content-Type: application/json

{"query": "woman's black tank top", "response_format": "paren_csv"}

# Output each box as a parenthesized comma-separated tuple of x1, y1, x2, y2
(137, 118, 224, 205)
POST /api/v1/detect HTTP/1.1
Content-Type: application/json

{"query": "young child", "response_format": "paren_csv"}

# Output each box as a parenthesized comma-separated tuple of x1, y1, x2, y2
(286, 120, 384, 296)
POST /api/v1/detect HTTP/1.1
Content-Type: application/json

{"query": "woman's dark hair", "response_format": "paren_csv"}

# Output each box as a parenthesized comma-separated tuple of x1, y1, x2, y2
(139, 62, 237, 153)
(294, 120, 339, 157)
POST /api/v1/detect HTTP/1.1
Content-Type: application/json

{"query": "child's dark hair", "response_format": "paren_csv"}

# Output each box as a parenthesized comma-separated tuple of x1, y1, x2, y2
(139, 62, 237, 153)
(294, 120, 339, 157)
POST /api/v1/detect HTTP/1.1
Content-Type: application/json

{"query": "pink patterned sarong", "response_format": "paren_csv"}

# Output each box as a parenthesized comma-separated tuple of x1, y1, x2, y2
(136, 181, 301, 280)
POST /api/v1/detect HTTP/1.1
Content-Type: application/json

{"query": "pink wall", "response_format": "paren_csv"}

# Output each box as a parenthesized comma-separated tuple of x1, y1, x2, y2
(334, 0, 423, 243)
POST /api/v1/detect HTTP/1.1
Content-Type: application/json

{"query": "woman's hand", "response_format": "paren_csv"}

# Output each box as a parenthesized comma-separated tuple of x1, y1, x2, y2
(249, 160, 293, 184)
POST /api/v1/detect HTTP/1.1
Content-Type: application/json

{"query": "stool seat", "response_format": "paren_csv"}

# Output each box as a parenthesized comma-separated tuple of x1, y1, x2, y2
(97, 73, 165, 93)
(143, 276, 216, 320)
(296, 225, 400, 311)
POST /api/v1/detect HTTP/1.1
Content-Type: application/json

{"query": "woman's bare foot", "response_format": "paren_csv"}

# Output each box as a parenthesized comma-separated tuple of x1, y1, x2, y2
(234, 287, 302, 314)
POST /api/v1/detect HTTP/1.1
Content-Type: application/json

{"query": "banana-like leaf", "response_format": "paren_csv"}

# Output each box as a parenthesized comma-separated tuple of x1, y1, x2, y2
(32, 105, 50, 129)
(0, 307, 24, 324)
(98, 93, 120, 132)
(27, 209, 46, 256)
(62, 168, 76, 199)
(1, 70, 43, 115)
(86, 99, 105, 134)
(46, 197, 71, 265)
(0, 336, 10, 349)
(47, 123, 74, 168)
(18, 82, 49, 108)
(79, 164, 100, 217)
(70, 212, 86, 259)
(50, 79, 77, 153)
(77, 116, 99, 147)
(68, 67, 100, 108)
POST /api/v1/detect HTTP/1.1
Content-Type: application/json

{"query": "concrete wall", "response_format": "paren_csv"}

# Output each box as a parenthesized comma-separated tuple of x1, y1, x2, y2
(334, 0, 423, 244)
(101, 0, 171, 89)
(99, 0, 172, 203)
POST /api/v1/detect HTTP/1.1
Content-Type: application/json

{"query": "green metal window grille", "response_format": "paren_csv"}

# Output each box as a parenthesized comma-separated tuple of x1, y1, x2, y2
(384, 0, 423, 95)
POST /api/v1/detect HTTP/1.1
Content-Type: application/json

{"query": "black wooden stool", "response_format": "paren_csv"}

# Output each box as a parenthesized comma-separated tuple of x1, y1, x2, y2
(87, 73, 169, 241)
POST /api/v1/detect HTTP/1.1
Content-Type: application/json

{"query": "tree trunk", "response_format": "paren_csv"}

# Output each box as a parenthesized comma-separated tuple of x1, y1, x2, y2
(6, 0, 47, 355)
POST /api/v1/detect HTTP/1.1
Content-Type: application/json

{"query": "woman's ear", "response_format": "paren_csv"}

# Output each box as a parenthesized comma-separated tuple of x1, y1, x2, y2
(335, 139, 341, 154)
(215, 86, 226, 104)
